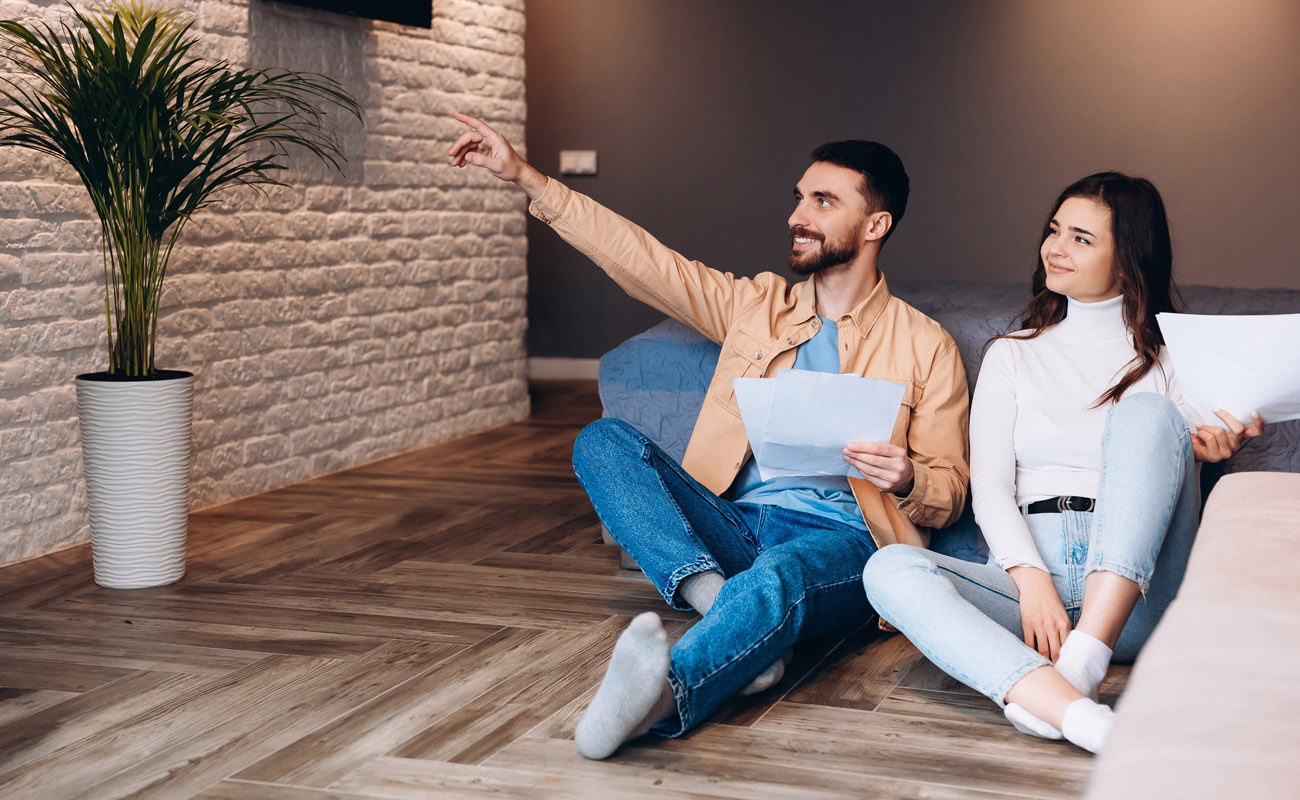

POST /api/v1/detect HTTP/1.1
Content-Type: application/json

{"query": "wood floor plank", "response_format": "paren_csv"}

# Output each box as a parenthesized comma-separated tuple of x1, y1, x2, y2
(503, 509, 602, 556)
(234, 627, 578, 788)
(876, 687, 1010, 727)
(0, 687, 78, 727)
(0, 628, 265, 675)
(192, 782, 383, 800)
(390, 615, 629, 763)
(469, 549, 627, 577)
(779, 627, 921, 711)
(0, 655, 135, 693)
(0, 610, 388, 659)
(334, 755, 722, 799)
(47, 592, 508, 644)
(651, 724, 1090, 798)
(897, 652, 983, 694)
(485, 736, 1036, 800)
(0, 546, 100, 612)
(361, 558, 665, 602)
(74, 641, 463, 800)
(706, 634, 849, 728)
(201, 515, 414, 585)
(0, 671, 212, 778)
(198, 571, 692, 630)
(753, 702, 1090, 765)
(0, 655, 343, 798)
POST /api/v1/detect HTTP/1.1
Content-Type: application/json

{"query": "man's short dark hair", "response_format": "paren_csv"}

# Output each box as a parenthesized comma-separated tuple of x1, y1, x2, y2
(810, 140, 909, 243)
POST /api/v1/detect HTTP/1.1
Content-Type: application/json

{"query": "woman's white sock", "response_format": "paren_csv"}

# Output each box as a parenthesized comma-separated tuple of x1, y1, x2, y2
(1060, 697, 1116, 754)
(1055, 630, 1111, 701)
(1004, 702, 1063, 739)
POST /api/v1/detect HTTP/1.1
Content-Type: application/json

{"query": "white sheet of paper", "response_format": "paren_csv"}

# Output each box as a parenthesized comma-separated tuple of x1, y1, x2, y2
(734, 370, 905, 479)
(1157, 312, 1300, 426)
(732, 378, 806, 480)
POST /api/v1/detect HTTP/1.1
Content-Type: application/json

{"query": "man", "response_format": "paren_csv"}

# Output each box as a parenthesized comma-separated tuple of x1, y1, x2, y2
(449, 112, 969, 759)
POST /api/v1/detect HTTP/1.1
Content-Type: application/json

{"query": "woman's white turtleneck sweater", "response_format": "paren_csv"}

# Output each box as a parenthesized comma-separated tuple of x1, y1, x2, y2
(970, 295, 1190, 573)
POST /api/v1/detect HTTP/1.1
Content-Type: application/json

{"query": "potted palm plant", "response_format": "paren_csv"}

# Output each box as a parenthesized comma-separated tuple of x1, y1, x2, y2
(0, 2, 363, 587)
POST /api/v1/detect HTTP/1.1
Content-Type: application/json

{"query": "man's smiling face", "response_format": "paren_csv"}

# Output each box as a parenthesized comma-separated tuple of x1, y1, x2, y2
(787, 161, 871, 277)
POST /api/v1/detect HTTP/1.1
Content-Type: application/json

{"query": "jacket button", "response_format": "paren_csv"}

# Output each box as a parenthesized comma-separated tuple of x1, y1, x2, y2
(753, 350, 762, 359)
(787, 337, 795, 344)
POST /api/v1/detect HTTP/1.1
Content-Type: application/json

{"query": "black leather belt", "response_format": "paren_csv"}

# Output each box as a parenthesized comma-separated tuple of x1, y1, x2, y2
(1024, 496, 1096, 514)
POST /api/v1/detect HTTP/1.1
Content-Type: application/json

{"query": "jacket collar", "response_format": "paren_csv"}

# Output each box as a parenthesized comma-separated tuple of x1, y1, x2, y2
(795, 270, 894, 338)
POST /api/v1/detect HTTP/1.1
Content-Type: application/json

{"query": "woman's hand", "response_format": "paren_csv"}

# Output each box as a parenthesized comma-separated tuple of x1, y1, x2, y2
(1008, 566, 1071, 661)
(1192, 409, 1265, 463)
(448, 112, 548, 199)
(843, 441, 914, 495)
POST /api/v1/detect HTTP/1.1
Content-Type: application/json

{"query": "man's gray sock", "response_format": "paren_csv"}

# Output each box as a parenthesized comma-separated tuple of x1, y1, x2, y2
(678, 571, 725, 614)
(739, 648, 793, 696)
(574, 612, 672, 760)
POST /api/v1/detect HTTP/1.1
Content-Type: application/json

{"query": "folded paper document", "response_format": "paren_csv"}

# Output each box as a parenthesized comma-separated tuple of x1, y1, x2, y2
(733, 369, 905, 480)
(1157, 312, 1300, 426)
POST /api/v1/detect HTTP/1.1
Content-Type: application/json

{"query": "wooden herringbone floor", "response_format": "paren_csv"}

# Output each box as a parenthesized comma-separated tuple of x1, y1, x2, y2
(0, 381, 1121, 799)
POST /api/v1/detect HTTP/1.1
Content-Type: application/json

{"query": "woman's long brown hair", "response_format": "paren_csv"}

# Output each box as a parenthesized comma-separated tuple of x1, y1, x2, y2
(999, 172, 1181, 406)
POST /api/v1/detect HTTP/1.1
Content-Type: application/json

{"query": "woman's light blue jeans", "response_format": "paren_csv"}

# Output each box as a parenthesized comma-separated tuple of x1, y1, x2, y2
(862, 393, 1198, 704)
(573, 418, 877, 736)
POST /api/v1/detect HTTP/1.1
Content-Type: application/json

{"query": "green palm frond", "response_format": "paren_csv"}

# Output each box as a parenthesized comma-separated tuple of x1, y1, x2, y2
(0, 2, 364, 376)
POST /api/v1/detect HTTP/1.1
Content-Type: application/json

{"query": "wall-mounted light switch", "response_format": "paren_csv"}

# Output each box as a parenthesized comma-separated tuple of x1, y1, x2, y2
(559, 150, 598, 175)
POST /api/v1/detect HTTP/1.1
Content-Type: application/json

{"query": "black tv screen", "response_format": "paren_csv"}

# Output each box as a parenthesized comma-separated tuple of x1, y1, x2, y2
(265, 0, 432, 28)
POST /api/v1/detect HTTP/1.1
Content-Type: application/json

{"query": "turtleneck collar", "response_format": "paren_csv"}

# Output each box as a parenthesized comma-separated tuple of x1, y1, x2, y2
(1058, 294, 1129, 341)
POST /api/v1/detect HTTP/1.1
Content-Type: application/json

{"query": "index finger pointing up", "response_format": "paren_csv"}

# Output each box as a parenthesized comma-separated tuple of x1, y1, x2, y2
(453, 111, 493, 135)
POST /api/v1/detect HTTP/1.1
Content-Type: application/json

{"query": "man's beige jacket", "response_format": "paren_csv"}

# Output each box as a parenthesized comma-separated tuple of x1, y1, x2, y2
(530, 179, 970, 548)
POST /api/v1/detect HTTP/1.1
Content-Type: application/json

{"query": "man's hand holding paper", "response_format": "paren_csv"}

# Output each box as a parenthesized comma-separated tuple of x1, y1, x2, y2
(733, 369, 906, 484)
(843, 441, 915, 495)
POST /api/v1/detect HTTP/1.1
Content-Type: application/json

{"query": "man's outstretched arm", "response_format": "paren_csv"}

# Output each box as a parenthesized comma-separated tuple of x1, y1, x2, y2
(447, 112, 760, 345)
(448, 112, 548, 199)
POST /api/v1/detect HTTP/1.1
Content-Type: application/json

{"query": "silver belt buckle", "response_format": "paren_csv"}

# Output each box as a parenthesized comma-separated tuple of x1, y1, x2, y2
(1057, 496, 1071, 513)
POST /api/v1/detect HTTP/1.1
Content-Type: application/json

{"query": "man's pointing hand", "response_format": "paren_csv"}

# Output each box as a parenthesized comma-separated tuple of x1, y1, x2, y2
(448, 112, 547, 200)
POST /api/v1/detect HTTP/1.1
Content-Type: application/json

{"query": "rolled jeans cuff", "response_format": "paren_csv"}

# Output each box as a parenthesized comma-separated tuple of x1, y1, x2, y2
(990, 651, 1052, 706)
(663, 555, 722, 611)
(1084, 559, 1151, 594)
(657, 667, 692, 737)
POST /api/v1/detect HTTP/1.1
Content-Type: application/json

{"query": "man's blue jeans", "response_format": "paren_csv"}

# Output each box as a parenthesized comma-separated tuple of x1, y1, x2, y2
(572, 418, 878, 736)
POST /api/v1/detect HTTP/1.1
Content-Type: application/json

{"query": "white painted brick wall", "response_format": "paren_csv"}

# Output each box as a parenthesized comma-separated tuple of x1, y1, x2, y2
(0, 0, 529, 566)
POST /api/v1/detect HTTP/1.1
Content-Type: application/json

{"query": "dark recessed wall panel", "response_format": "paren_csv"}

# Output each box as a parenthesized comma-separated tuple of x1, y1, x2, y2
(525, 0, 1300, 358)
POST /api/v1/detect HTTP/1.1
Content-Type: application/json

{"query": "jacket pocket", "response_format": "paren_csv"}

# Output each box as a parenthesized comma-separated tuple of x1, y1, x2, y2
(709, 331, 770, 409)
(879, 377, 918, 443)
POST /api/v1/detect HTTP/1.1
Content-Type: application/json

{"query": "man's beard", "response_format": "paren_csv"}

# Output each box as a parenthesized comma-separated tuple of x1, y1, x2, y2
(787, 226, 862, 276)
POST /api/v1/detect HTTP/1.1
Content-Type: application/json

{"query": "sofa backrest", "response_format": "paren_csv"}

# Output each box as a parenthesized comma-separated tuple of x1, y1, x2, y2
(598, 280, 1300, 474)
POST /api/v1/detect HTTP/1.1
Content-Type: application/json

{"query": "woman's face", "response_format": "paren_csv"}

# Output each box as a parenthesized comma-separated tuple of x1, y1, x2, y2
(1040, 196, 1121, 303)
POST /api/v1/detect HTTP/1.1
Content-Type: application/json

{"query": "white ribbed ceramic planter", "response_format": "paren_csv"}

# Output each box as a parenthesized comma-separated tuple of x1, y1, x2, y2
(75, 370, 194, 589)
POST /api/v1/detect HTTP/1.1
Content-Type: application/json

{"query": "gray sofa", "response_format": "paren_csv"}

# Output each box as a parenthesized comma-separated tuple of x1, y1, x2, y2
(597, 279, 1300, 560)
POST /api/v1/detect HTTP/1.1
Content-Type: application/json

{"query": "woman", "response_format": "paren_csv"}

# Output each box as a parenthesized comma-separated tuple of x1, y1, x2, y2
(859, 172, 1263, 753)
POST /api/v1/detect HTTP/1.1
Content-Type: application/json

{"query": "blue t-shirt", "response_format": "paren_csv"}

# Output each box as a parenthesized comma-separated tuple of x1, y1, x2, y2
(731, 315, 868, 532)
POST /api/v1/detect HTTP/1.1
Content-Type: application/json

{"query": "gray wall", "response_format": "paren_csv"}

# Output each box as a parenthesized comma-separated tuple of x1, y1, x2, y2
(524, 0, 1300, 358)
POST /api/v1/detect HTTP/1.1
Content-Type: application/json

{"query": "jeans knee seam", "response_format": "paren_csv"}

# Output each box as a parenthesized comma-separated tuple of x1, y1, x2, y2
(647, 449, 755, 550)
(937, 565, 1019, 604)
